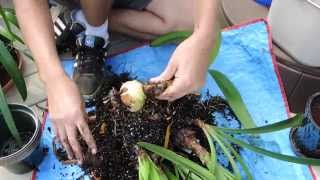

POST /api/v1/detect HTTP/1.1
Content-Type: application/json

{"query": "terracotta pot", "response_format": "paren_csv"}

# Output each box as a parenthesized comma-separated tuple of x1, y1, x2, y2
(0, 49, 24, 93)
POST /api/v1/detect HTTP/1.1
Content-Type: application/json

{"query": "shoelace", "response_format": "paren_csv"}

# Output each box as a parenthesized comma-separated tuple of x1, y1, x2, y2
(75, 46, 106, 73)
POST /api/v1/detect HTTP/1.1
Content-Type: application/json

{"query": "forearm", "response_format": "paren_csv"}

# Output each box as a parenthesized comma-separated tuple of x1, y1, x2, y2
(13, 0, 65, 85)
(193, 0, 219, 47)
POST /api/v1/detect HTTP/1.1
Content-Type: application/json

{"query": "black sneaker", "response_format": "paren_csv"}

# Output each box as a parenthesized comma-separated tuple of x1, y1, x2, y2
(53, 8, 85, 54)
(73, 35, 109, 101)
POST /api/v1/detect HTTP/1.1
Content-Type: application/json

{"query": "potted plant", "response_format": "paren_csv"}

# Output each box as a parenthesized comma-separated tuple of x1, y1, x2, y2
(0, 6, 42, 174)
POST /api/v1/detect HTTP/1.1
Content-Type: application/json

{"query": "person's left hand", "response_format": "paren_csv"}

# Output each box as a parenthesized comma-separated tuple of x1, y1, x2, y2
(150, 33, 213, 101)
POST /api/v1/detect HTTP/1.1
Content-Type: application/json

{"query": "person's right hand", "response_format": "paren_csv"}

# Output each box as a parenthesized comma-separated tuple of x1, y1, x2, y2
(46, 74, 97, 164)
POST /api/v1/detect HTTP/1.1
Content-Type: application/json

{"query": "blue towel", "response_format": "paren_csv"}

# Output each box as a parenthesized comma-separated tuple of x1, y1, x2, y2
(34, 20, 314, 180)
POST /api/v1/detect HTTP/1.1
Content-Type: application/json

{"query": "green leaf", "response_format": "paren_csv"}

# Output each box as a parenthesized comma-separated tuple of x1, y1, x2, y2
(1, 8, 19, 28)
(176, 165, 203, 180)
(149, 158, 168, 180)
(151, 31, 192, 47)
(0, 29, 15, 42)
(209, 30, 222, 64)
(209, 70, 256, 128)
(217, 114, 304, 134)
(0, 85, 22, 145)
(215, 129, 252, 180)
(0, 40, 27, 100)
(138, 152, 151, 180)
(138, 142, 216, 180)
(0, 6, 24, 44)
(0, 5, 12, 33)
(216, 129, 320, 166)
(162, 165, 179, 180)
(207, 128, 241, 180)
(199, 122, 217, 173)
(216, 165, 236, 180)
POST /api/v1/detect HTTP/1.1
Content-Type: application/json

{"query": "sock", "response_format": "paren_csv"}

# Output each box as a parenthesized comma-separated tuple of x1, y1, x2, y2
(72, 10, 109, 43)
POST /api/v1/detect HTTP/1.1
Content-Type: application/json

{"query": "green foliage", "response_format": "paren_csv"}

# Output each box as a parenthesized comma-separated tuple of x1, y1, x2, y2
(151, 31, 192, 47)
(216, 128, 320, 166)
(150, 29, 222, 65)
(0, 41, 27, 100)
(138, 142, 216, 180)
(0, 5, 27, 146)
(138, 151, 168, 180)
(209, 70, 256, 128)
(0, 5, 23, 44)
(217, 114, 304, 134)
(0, 85, 22, 145)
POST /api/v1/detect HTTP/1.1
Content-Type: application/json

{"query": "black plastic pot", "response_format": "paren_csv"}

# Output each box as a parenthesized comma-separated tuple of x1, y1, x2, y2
(290, 92, 320, 158)
(0, 104, 43, 174)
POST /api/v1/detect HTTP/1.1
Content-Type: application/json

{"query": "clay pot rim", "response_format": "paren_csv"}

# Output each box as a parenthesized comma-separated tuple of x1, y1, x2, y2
(305, 92, 320, 129)
(0, 104, 41, 166)
(1, 49, 24, 92)
(289, 128, 320, 158)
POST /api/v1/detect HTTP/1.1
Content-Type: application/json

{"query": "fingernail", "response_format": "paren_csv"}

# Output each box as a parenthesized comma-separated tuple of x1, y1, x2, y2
(78, 160, 83, 165)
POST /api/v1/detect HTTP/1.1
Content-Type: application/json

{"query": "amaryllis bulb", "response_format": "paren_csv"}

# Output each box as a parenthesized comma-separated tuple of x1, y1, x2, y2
(120, 80, 146, 112)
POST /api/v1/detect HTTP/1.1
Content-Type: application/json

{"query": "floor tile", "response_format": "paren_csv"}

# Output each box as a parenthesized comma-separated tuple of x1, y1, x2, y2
(6, 73, 47, 106)
(0, 167, 32, 180)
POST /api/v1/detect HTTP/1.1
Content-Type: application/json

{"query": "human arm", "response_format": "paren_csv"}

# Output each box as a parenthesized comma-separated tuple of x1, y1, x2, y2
(151, 0, 220, 101)
(13, 0, 96, 163)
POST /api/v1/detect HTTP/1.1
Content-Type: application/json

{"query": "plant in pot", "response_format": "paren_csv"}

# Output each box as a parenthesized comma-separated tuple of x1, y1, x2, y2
(0, 6, 42, 174)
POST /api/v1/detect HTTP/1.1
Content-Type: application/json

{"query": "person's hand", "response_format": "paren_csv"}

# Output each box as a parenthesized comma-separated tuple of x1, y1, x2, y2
(46, 74, 97, 164)
(150, 33, 213, 101)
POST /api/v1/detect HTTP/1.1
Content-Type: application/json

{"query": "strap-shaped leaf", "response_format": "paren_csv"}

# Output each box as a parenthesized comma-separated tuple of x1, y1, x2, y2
(138, 142, 216, 180)
(197, 120, 217, 173)
(1, 8, 19, 28)
(208, 128, 241, 179)
(214, 129, 253, 180)
(0, 85, 22, 145)
(151, 31, 192, 47)
(0, 29, 15, 42)
(209, 70, 256, 128)
(217, 129, 320, 166)
(217, 114, 304, 134)
(0, 5, 24, 44)
(0, 40, 27, 100)
(162, 165, 178, 180)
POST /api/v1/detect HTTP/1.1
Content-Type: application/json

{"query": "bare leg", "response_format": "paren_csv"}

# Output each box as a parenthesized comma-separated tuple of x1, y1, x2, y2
(109, 0, 194, 40)
(80, 0, 112, 26)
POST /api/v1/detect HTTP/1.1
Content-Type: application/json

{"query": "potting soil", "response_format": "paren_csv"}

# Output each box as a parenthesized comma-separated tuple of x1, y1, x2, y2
(33, 20, 314, 180)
